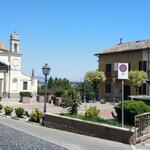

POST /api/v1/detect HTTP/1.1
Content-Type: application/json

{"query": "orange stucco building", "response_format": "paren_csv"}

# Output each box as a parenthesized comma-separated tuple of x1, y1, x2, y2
(96, 39, 150, 101)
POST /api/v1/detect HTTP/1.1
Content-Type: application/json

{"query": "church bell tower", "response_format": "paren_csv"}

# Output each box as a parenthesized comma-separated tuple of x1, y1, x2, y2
(10, 32, 20, 53)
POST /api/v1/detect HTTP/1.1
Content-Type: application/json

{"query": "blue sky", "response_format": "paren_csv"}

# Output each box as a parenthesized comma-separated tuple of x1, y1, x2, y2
(0, 0, 150, 81)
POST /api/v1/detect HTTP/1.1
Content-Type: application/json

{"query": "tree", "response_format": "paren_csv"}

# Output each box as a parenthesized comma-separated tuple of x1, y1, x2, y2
(48, 76, 54, 88)
(63, 88, 81, 115)
(39, 77, 72, 96)
(47, 77, 71, 90)
(78, 80, 94, 102)
(52, 77, 71, 90)
(129, 70, 147, 95)
(84, 71, 106, 101)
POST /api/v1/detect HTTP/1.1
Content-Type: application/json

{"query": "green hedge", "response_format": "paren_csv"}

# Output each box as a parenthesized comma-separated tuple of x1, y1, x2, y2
(114, 100, 150, 125)
(20, 92, 32, 97)
(15, 107, 24, 118)
(55, 88, 65, 97)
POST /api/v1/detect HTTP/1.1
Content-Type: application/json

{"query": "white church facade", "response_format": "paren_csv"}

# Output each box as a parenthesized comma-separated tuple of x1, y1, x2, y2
(0, 32, 37, 98)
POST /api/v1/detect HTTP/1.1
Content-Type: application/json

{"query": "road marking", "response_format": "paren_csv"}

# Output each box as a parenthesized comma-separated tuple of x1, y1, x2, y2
(0, 121, 70, 150)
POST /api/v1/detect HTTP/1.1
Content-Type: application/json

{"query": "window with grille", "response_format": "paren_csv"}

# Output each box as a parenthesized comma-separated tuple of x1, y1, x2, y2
(23, 82, 28, 90)
(105, 64, 111, 76)
(139, 61, 147, 71)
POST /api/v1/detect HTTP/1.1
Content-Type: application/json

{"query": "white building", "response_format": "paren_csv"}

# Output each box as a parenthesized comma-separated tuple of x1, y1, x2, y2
(0, 32, 37, 98)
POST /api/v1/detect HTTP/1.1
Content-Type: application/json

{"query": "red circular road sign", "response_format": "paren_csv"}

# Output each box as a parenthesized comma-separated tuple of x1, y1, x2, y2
(119, 64, 127, 72)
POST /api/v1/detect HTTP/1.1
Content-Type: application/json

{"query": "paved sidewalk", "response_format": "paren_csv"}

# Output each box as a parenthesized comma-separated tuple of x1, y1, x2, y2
(134, 138, 150, 150)
(1, 98, 65, 114)
(0, 116, 132, 150)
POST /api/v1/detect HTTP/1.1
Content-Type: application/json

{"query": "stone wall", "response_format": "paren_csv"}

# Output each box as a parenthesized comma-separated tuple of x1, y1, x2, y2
(44, 113, 136, 144)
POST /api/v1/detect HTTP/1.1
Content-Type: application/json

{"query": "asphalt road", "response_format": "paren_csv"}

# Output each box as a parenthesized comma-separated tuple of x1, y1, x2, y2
(0, 122, 67, 150)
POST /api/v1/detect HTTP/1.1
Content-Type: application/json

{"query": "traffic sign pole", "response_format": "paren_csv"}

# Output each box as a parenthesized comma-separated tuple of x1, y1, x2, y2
(118, 63, 128, 128)
(122, 80, 124, 127)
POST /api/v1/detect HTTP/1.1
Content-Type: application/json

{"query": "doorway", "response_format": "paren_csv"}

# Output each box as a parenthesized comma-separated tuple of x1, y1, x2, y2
(124, 85, 130, 100)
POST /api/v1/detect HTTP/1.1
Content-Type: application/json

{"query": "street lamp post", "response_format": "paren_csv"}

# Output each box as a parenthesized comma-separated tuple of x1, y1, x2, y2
(42, 63, 50, 114)
(84, 80, 86, 103)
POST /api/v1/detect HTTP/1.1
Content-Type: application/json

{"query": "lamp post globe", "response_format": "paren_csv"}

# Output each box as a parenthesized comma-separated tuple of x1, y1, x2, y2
(42, 63, 50, 114)
(42, 63, 50, 76)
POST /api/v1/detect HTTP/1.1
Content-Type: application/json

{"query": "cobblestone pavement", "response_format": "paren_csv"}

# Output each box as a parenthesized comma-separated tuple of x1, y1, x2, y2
(0, 123, 67, 150)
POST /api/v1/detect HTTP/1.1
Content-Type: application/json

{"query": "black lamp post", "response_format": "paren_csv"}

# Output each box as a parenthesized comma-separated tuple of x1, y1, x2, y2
(84, 80, 86, 103)
(42, 63, 50, 113)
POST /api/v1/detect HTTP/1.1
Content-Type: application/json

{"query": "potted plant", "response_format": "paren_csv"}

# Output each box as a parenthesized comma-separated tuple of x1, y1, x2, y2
(20, 92, 32, 103)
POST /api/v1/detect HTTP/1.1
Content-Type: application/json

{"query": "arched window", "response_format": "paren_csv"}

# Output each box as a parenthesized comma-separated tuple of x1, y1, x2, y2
(14, 43, 17, 52)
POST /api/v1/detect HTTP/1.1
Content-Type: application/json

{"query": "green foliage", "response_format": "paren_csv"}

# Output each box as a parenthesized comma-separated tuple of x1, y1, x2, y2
(78, 80, 94, 102)
(0, 96, 2, 101)
(63, 88, 81, 115)
(85, 106, 100, 117)
(60, 98, 72, 107)
(129, 70, 147, 94)
(30, 109, 42, 123)
(39, 77, 72, 97)
(85, 71, 106, 83)
(48, 76, 55, 88)
(55, 88, 65, 97)
(84, 71, 106, 100)
(48, 77, 71, 90)
(15, 107, 24, 118)
(4, 106, 13, 115)
(114, 100, 150, 125)
(0, 104, 3, 111)
(61, 113, 131, 128)
(20, 92, 32, 97)
(55, 77, 71, 89)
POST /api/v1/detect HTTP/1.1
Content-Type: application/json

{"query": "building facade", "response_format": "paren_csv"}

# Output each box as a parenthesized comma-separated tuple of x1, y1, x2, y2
(0, 32, 37, 98)
(96, 40, 150, 101)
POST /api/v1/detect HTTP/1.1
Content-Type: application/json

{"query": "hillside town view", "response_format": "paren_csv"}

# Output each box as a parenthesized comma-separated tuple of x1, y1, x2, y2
(0, 1, 150, 150)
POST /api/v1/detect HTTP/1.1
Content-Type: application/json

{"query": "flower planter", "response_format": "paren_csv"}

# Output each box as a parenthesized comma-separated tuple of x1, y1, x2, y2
(20, 92, 32, 103)
(36, 95, 44, 103)
(20, 96, 32, 103)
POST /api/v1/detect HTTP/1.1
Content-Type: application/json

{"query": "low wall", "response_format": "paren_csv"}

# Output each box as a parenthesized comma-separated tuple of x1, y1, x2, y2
(20, 96, 32, 103)
(43, 113, 136, 144)
(36, 95, 45, 103)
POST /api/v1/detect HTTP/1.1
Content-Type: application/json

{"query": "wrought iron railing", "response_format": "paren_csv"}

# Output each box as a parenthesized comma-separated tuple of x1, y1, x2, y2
(135, 112, 150, 141)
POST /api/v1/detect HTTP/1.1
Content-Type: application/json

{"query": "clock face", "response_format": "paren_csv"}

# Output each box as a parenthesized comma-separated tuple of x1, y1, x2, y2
(12, 58, 19, 67)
